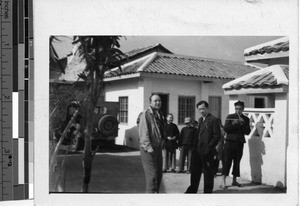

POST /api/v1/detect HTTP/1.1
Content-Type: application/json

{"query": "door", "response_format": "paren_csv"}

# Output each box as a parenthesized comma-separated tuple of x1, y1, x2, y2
(208, 96, 221, 119)
(154, 93, 169, 118)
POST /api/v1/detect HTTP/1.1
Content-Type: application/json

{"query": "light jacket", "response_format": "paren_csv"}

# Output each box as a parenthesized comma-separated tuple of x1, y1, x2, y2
(139, 106, 165, 151)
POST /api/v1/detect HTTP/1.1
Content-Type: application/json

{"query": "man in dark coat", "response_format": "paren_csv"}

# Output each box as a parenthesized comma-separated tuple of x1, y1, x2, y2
(221, 100, 251, 189)
(185, 100, 221, 193)
(178, 117, 197, 173)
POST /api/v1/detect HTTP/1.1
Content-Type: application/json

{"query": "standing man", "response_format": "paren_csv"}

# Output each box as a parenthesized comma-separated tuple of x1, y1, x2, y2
(221, 100, 250, 188)
(178, 117, 197, 174)
(163, 113, 179, 173)
(185, 101, 221, 193)
(139, 94, 165, 193)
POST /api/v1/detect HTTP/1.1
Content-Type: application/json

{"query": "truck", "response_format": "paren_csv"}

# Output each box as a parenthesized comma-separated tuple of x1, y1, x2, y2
(54, 100, 120, 151)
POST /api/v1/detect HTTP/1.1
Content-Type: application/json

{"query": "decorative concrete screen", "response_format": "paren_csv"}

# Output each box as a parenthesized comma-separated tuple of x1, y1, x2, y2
(244, 108, 275, 139)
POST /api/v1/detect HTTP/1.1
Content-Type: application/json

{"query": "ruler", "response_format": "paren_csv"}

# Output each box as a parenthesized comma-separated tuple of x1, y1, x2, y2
(0, 0, 33, 201)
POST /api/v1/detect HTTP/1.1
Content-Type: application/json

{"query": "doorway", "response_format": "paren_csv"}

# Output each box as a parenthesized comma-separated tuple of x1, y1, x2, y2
(209, 96, 222, 119)
(154, 93, 169, 118)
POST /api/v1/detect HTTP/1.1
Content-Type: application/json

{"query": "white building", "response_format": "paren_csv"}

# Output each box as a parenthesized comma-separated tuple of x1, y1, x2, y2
(104, 45, 257, 148)
(222, 37, 289, 188)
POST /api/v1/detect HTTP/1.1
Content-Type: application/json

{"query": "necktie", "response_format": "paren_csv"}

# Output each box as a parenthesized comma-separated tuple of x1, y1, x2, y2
(198, 117, 205, 140)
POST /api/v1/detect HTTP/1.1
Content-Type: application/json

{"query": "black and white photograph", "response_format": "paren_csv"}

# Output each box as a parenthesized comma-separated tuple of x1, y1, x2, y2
(49, 35, 289, 194)
(32, 0, 298, 206)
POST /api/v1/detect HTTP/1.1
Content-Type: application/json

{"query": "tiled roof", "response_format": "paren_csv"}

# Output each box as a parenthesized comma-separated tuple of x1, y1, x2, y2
(124, 44, 173, 59)
(105, 58, 147, 78)
(282, 65, 289, 79)
(223, 65, 289, 90)
(244, 37, 289, 57)
(106, 52, 258, 80)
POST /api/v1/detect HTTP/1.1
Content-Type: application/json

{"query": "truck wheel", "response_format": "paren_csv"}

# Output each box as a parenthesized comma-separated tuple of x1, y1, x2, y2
(98, 115, 118, 136)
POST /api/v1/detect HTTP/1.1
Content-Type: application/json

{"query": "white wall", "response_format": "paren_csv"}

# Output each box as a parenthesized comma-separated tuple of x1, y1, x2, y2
(105, 76, 230, 148)
(105, 78, 143, 147)
(261, 93, 287, 187)
(229, 94, 288, 187)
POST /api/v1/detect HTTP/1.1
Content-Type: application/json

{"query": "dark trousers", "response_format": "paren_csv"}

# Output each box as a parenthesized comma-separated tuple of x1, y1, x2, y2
(222, 141, 244, 177)
(179, 144, 192, 171)
(185, 150, 215, 193)
(140, 146, 163, 193)
(163, 148, 176, 170)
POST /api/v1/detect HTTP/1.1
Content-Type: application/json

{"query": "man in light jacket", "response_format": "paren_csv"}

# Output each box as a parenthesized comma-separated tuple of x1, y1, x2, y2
(139, 94, 165, 193)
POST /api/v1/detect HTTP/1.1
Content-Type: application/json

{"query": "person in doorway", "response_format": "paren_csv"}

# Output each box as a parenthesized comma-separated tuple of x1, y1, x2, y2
(221, 100, 250, 189)
(163, 113, 180, 173)
(139, 94, 166, 193)
(185, 100, 221, 193)
(177, 117, 197, 174)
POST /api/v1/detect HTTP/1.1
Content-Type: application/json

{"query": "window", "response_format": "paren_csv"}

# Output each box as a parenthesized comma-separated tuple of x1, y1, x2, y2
(178, 96, 195, 124)
(254, 97, 265, 108)
(119, 97, 128, 123)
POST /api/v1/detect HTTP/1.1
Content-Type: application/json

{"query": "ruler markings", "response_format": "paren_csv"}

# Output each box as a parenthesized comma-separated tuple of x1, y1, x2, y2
(1, 0, 13, 201)
(16, 0, 25, 199)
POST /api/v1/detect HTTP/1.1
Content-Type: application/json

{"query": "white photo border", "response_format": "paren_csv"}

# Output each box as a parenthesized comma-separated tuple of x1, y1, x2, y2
(33, 0, 299, 206)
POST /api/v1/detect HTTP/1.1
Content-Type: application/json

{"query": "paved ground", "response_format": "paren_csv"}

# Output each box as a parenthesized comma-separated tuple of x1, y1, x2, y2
(50, 146, 286, 194)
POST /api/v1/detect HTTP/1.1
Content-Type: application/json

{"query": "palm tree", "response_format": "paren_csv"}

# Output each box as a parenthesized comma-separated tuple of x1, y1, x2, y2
(50, 36, 126, 192)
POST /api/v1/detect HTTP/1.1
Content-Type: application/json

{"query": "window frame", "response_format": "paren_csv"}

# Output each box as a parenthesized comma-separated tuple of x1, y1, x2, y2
(178, 95, 196, 125)
(119, 96, 128, 124)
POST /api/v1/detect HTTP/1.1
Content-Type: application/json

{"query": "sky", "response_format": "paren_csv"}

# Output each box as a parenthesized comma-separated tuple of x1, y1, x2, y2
(52, 36, 282, 63)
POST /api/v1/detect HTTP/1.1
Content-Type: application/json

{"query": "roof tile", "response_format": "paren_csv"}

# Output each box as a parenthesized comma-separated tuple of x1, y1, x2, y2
(223, 65, 289, 90)
(245, 39, 289, 56)
(106, 53, 257, 79)
(106, 52, 258, 79)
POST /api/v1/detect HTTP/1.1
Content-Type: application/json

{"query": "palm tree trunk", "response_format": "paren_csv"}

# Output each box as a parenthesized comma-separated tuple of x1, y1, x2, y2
(81, 72, 96, 192)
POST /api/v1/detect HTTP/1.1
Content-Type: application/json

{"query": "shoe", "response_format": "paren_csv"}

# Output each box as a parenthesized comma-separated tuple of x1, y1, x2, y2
(186, 170, 190, 174)
(219, 185, 228, 190)
(232, 182, 242, 187)
(163, 170, 167, 173)
(177, 170, 183, 173)
(171, 169, 176, 173)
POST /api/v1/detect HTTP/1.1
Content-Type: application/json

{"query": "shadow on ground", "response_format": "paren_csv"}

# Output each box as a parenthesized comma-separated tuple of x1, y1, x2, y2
(51, 146, 145, 193)
(50, 145, 286, 194)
